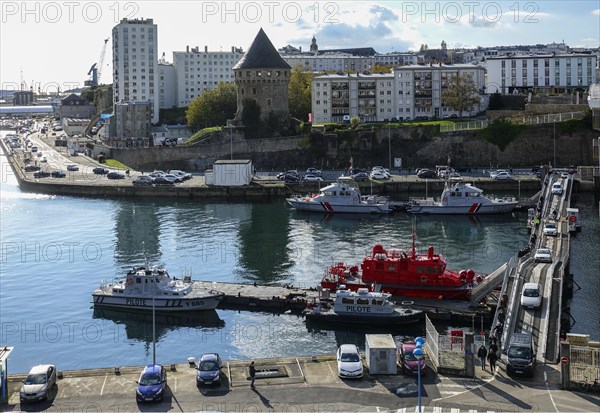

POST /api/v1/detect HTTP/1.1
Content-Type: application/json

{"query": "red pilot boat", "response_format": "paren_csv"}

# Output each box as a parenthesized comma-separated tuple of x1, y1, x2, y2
(321, 232, 484, 300)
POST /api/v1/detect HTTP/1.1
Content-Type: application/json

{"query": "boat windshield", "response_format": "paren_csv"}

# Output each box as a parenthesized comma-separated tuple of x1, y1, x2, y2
(24, 374, 46, 385)
(139, 372, 162, 386)
(340, 352, 360, 362)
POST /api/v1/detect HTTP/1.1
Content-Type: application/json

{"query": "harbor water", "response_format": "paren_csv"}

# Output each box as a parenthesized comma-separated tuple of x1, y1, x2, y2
(1, 148, 598, 373)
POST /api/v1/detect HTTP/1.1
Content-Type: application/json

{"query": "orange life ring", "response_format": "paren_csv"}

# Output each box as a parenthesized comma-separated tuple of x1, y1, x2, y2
(569, 216, 576, 222)
(126, 278, 133, 286)
(442, 196, 448, 202)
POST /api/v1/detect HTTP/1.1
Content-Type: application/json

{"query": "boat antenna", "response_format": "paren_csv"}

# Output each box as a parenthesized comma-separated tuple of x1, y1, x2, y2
(143, 241, 149, 269)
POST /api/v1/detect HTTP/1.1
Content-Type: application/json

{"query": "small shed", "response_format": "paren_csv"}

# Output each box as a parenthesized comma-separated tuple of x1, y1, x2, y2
(365, 334, 397, 375)
(212, 160, 252, 187)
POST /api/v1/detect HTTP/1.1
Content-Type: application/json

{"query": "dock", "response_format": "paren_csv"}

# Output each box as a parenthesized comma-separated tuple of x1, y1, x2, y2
(193, 281, 493, 322)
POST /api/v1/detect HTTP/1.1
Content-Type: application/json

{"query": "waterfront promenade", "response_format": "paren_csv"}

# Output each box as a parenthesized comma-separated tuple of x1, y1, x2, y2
(3, 354, 599, 412)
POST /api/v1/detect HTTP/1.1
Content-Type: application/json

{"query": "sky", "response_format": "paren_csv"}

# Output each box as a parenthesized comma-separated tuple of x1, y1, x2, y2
(1, 0, 599, 93)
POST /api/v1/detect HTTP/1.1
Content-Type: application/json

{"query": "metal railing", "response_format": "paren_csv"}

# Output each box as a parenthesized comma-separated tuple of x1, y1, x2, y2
(440, 111, 585, 133)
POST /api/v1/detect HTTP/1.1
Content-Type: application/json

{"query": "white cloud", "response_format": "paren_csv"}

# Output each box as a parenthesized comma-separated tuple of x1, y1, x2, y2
(592, 9, 600, 15)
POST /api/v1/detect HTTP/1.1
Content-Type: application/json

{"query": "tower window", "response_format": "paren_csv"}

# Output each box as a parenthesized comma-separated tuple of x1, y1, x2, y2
(267, 98, 272, 106)
(252, 88, 257, 95)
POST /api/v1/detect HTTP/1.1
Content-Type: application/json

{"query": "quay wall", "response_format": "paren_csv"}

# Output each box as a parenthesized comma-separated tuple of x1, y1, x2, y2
(106, 122, 597, 173)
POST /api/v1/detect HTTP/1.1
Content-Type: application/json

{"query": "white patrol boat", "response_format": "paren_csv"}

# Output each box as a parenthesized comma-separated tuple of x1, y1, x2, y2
(92, 255, 224, 312)
(286, 176, 391, 214)
(407, 178, 519, 215)
(304, 288, 422, 326)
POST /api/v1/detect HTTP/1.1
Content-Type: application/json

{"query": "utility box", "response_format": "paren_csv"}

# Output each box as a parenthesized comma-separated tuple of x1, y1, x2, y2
(365, 334, 397, 375)
(212, 160, 252, 187)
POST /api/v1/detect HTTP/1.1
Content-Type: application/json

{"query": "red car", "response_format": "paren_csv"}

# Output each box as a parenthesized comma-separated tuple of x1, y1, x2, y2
(398, 341, 426, 375)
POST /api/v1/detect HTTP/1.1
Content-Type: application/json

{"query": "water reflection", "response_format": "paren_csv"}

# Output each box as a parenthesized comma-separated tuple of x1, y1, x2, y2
(92, 307, 225, 342)
(113, 201, 162, 266)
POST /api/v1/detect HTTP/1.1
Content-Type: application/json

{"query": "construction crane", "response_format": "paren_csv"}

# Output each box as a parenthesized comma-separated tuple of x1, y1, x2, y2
(85, 38, 109, 87)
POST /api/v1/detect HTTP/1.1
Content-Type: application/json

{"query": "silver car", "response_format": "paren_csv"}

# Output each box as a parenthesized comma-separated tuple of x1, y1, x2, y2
(534, 248, 552, 263)
(20, 364, 57, 402)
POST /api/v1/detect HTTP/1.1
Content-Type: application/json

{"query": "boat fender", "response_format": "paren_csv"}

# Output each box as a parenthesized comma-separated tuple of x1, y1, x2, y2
(126, 278, 133, 286)
(306, 197, 310, 202)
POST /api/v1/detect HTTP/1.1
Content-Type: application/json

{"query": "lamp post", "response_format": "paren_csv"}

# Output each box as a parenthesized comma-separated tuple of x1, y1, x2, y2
(413, 337, 425, 413)
(553, 120, 556, 168)
(388, 125, 392, 170)
(152, 296, 156, 365)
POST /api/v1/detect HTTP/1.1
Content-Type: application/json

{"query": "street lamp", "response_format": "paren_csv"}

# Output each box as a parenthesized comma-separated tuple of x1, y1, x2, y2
(388, 125, 392, 170)
(553, 120, 556, 168)
(413, 337, 425, 413)
(152, 296, 156, 365)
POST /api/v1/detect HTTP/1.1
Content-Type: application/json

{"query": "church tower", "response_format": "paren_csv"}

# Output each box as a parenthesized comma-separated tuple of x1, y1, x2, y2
(310, 35, 318, 53)
(233, 28, 291, 124)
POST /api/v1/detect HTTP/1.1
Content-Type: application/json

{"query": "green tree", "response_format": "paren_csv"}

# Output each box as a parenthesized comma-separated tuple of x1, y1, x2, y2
(441, 74, 480, 120)
(372, 64, 393, 73)
(241, 98, 262, 137)
(288, 67, 312, 122)
(350, 116, 359, 128)
(186, 82, 237, 132)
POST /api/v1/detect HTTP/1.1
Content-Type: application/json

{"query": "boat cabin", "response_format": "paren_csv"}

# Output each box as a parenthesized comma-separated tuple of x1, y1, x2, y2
(331, 288, 396, 315)
(441, 181, 483, 206)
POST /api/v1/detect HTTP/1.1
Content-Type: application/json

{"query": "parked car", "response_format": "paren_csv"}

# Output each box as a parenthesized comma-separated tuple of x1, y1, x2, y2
(277, 170, 299, 180)
(40, 157, 47, 163)
(283, 174, 300, 183)
(398, 341, 426, 376)
(352, 172, 370, 181)
(196, 353, 223, 386)
(543, 223, 558, 237)
(20, 364, 57, 403)
(302, 174, 323, 182)
(31, 146, 38, 152)
(107, 171, 126, 180)
(416, 169, 437, 179)
(33, 171, 50, 178)
(152, 176, 175, 186)
(551, 182, 563, 195)
(169, 169, 192, 180)
(493, 171, 512, 180)
(149, 170, 166, 178)
(93, 167, 109, 175)
(66, 164, 79, 172)
(132, 176, 154, 186)
(306, 167, 322, 176)
(136, 364, 167, 402)
(521, 282, 542, 309)
(24, 165, 41, 172)
(51, 170, 66, 178)
(336, 344, 363, 379)
(370, 171, 389, 180)
(489, 170, 507, 178)
(533, 248, 552, 263)
(163, 173, 182, 183)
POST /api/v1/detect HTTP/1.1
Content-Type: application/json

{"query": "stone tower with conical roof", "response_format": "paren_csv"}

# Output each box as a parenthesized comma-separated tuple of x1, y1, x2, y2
(233, 28, 291, 123)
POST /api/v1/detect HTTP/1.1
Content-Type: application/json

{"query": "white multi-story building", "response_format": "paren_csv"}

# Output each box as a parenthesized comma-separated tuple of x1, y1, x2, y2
(282, 53, 374, 73)
(172, 45, 244, 107)
(485, 53, 597, 94)
(374, 52, 418, 67)
(312, 64, 486, 123)
(158, 58, 176, 109)
(112, 18, 159, 124)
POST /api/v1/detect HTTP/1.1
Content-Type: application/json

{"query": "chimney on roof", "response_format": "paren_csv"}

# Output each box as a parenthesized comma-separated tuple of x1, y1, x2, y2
(231, 46, 234, 53)
(205, 46, 208, 52)
(186, 45, 189, 53)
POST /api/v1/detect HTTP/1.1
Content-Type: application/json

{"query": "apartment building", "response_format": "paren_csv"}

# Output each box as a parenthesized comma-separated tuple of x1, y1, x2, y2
(112, 18, 159, 123)
(485, 53, 597, 94)
(172, 45, 244, 107)
(312, 64, 486, 123)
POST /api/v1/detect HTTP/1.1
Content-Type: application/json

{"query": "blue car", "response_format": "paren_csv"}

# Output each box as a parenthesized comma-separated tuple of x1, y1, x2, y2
(136, 364, 166, 402)
(196, 353, 223, 386)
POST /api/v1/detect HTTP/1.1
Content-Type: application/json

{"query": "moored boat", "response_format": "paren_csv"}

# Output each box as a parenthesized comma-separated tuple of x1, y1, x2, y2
(407, 179, 518, 215)
(320, 230, 485, 300)
(286, 176, 391, 214)
(304, 288, 423, 326)
(92, 255, 224, 312)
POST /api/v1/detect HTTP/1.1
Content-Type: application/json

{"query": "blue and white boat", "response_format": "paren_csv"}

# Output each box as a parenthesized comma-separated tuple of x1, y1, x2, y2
(92, 255, 224, 312)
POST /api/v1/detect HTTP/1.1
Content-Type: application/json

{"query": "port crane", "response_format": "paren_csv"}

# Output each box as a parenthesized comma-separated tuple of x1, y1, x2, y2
(85, 38, 109, 87)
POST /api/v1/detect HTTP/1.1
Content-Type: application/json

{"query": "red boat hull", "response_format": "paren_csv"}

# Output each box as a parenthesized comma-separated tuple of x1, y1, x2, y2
(321, 243, 483, 301)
